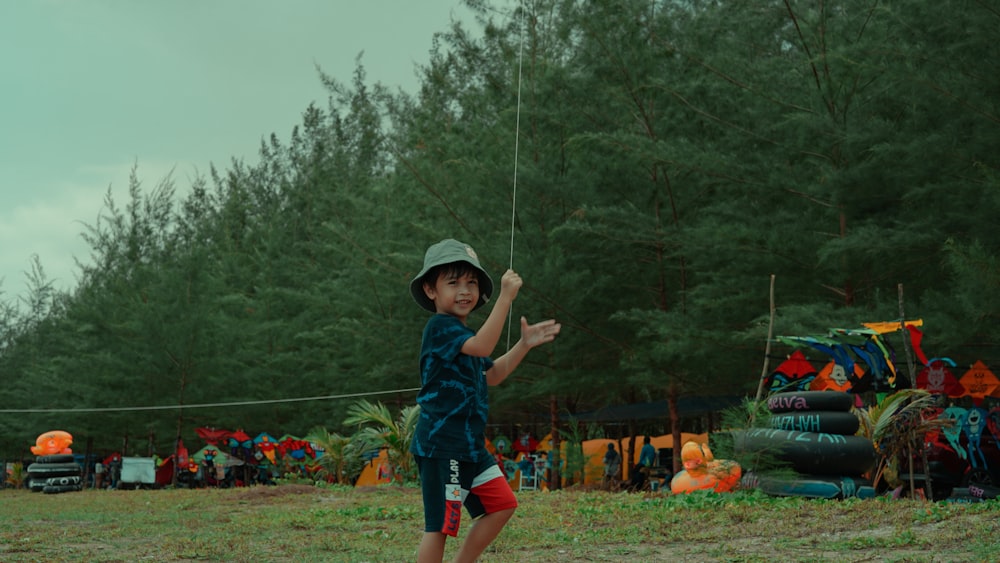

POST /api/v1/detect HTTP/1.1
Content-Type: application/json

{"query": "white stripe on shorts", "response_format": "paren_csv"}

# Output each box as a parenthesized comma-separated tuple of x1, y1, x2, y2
(471, 463, 505, 488)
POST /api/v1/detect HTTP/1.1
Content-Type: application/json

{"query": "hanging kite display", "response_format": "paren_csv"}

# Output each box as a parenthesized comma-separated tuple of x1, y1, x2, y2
(195, 427, 232, 445)
(810, 361, 864, 393)
(254, 432, 278, 464)
(963, 407, 989, 469)
(959, 361, 1000, 403)
(916, 359, 966, 397)
(765, 350, 817, 392)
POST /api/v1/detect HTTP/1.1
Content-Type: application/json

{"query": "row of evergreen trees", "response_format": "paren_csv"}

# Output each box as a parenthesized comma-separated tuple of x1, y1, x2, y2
(1, 0, 997, 458)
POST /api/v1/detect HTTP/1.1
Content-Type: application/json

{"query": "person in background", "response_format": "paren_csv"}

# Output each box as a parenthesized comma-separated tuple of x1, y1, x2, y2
(603, 443, 622, 490)
(628, 435, 657, 491)
(93, 460, 105, 489)
(108, 456, 121, 490)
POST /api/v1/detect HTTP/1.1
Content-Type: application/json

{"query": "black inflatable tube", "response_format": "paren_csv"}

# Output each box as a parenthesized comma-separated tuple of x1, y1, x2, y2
(45, 475, 83, 487)
(767, 391, 854, 413)
(733, 428, 876, 475)
(43, 484, 83, 494)
(768, 411, 860, 435)
(35, 454, 76, 464)
(27, 462, 82, 475)
(753, 473, 876, 499)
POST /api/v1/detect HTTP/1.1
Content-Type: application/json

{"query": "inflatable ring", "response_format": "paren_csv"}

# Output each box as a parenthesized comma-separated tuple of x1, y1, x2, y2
(733, 428, 875, 475)
(36, 454, 76, 464)
(769, 411, 860, 435)
(754, 473, 876, 499)
(27, 462, 82, 479)
(45, 475, 82, 487)
(43, 484, 82, 494)
(768, 391, 854, 413)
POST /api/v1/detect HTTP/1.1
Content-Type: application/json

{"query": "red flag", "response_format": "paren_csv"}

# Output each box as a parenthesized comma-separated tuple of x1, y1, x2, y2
(905, 324, 930, 366)
(177, 439, 189, 468)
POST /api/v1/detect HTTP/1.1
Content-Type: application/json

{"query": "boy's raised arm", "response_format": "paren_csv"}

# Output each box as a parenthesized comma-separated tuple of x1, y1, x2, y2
(462, 269, 521, 357)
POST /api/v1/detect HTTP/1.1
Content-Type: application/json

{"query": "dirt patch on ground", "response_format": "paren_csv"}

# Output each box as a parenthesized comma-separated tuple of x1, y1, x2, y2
(227, 483, 317, 502)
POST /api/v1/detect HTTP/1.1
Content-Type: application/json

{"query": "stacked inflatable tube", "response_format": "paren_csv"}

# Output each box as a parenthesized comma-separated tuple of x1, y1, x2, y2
(25, 430, 82, 494)
(27, 453, 84, 494)
(735, 391, 876, 499)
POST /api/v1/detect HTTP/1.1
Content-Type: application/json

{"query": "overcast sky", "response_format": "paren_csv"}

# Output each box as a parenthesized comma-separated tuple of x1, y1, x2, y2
(0, 0, 480, 306)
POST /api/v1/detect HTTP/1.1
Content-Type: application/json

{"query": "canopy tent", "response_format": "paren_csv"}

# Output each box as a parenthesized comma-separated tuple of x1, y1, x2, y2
(190, 445, 243, 467)
(355, 449, 393, 487)
(516, 433, 708, 486)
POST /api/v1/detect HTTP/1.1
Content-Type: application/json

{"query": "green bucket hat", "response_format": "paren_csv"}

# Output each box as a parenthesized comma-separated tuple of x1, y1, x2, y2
(410, 239, 494, 312)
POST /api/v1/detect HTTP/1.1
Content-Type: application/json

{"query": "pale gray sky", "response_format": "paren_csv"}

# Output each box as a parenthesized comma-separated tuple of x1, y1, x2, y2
(0, 0, 482, 306)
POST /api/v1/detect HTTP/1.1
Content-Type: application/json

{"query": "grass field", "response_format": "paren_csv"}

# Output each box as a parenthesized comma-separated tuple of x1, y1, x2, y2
(1, 483, 997, 562)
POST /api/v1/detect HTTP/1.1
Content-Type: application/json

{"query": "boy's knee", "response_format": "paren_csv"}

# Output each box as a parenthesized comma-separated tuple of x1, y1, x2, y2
(495, 506, 516, 523)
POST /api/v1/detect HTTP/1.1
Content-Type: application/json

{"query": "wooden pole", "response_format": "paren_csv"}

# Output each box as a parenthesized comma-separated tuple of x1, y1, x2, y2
(753, 274, 777, 407)
(898, 283, 917, 382)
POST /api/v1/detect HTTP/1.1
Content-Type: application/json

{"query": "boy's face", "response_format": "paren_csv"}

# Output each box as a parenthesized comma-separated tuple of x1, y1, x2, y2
(423, 270, 480, 322)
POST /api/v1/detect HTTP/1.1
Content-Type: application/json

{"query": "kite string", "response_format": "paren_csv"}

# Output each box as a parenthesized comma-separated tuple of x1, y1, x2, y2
(0, 387, 421, 414)
(509, 0, 524, 270)
(506, 0, 525, 351)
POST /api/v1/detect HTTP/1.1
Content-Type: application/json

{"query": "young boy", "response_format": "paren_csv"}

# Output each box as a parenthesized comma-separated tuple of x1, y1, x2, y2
(409, 238, 560, 563)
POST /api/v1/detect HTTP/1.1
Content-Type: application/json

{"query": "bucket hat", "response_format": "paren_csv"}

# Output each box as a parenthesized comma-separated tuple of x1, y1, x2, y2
(410, 239, 493, 312)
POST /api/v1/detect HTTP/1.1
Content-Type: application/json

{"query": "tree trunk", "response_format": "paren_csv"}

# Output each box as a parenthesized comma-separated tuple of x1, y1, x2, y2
(549, 394, 561, 491)
(668, 381, 681, 475)
(626, 421, 637, 483)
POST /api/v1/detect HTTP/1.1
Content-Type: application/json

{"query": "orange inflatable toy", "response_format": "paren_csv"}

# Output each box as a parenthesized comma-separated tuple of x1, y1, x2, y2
(670, 441, 741, 494)
(30, 430, 74, 456)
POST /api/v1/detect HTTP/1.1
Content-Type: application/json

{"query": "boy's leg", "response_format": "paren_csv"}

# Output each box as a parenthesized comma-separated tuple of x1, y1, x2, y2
(452, 508, 515, 563)
(415, 457, 456, 562)
(454, 462, 518, 562)
(417, 532, 447, 563)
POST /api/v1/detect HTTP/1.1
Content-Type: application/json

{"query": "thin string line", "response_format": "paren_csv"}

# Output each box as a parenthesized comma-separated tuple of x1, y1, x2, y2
(0, 387, 421, 414)
(509, 0, 524, 270)
(506, 0, 526, 352)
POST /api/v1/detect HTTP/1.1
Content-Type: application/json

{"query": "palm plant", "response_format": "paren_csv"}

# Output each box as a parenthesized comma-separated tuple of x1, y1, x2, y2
(343, 400, 420, 484)
(858, 389, 954, 498)
(305, 426, 364, 485)
(5, 462, 25, 489)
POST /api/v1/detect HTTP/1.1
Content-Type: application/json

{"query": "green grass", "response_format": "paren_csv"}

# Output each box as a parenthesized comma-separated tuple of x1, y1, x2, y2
(0, 484, 997, 562)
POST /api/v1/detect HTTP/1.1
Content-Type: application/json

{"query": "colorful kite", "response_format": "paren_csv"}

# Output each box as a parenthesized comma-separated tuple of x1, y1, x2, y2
(810, 361, 864, 392)
(916, 359, 966, 397)
(767, 350, 817, 392)
(195, 427, 232, 445)
(958, 361, 1000, 403)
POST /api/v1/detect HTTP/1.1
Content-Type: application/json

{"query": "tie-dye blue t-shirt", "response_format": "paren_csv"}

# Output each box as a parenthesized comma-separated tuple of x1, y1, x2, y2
(410, 314, 494, 462)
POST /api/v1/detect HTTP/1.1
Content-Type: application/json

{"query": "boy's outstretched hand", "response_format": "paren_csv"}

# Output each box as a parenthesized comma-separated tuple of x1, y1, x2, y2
(521, 316, 561, 348)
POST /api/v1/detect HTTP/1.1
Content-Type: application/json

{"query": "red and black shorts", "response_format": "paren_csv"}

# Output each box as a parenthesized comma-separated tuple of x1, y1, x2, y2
(415, 455, 518, 537)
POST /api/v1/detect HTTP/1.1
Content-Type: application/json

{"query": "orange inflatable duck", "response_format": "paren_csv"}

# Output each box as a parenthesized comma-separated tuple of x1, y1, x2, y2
(670, 441, 741, 494)
(31, 430, 74, 456)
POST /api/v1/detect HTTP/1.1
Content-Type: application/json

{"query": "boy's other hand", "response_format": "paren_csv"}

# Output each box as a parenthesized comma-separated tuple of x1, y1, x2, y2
(521, 316, 561, 348)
